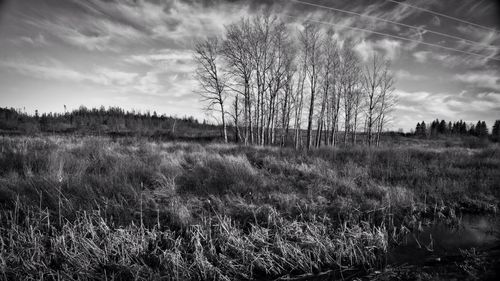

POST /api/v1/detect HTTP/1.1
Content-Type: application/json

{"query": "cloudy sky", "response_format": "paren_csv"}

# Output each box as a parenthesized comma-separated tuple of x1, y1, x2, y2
(0, 0, 499, 131)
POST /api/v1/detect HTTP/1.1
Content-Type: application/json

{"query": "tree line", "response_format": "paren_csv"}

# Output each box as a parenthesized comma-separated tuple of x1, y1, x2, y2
(0, 106, 219, 139)
(194, 14, 396, 149)
(415, 119, 500, 141)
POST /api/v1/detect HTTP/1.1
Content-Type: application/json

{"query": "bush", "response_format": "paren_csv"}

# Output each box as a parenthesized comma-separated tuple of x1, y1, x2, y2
(178, 153, 261, 196)
(462, 136, 490, 149)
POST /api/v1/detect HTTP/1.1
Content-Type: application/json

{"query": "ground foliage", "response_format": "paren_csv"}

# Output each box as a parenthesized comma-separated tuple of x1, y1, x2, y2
(0, 136, 499, 280)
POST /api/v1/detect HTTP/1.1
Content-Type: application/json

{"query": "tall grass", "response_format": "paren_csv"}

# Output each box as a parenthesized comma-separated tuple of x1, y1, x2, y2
(0, 136, 498, 280)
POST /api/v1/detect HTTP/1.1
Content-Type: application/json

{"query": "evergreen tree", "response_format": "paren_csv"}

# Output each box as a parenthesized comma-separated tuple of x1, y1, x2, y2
(477, 121, 488, 138)
(438, 120, 447, 134)
(430, 119, 439, 136)
(492, 120, 500, 142)
(469, 124, 476, 136)
(421, 121, 427, 137)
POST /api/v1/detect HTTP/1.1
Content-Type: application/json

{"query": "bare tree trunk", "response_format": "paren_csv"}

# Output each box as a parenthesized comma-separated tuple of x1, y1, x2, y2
(248, 92, 253, 144)
(244, 81, 250, 145)
(353, 97, 358, 145)
(323, 119, 328, 146)
(234, 95, 241, 143)
(315, 89, 327, 147)
(260, 89, 266, 145)
(331, 89, 340, 147)
(294, 64, 306, 149)
(306, 88, 316, 150)
(281, 81, 291, 146)
(343, 113, 349, 145)
(221, 102, 228, 143)
(255, 79, 261, 145)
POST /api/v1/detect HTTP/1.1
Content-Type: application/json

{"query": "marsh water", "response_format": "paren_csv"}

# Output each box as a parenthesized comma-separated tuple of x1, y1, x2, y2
(387, 214, 500, 266)
(286, 215, 500, 280)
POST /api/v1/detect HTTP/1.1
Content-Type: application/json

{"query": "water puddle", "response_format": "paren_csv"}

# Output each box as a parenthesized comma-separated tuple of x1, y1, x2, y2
(388, 214, 500, 266)
(277, 215, 500, 280)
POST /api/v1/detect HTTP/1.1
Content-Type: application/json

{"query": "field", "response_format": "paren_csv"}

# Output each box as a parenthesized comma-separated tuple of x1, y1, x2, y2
(0, 136, 499, 280)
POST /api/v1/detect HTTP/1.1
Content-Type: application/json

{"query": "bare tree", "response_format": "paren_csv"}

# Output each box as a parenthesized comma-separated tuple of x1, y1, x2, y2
(280, 57, 296, 146)
(193, 14, 397, 148)
(248, 15, 278, 145)
(194, 37, 229, 143)
(265, 21, 290, 145)
(340, 40, 361, 145)
(362, 53, 385, 146)
(316, 32, 339, 147)
(223, 20, 254, 144)
(299, 23, 323, 150)
(375, 60, 396, 146)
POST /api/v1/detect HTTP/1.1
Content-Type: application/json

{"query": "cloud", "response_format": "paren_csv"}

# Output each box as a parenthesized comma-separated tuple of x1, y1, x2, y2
(95, 67, 138, 86)
(354, 38, 402, 61)
(70, 0, 256, 50)
(413, 51, 429, 63)
(126, 49, 194, 67)
(454, 70, 500, 91)
(395, 69, 426, 81)
(132, 69, 198, 102)
(0, 59, 138, 87)
(412, 50, 450, 63)
(393, 88, 500, 130)
(450, 25, 500, 65)
(23, 9, 145, 51)
(125, 48, 197, 98)
(411, 49, 495, 68)
(431, 15, 441, 26)
(10, 34, 48, 47)
(377, 38, 402, 60)
(134, 71, 163, 95)
(456, 25, 500, 50)
(0, 59, 105, 84)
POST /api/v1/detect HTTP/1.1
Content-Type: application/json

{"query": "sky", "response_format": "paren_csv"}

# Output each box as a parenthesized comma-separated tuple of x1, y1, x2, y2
(0, 0, 499, 131)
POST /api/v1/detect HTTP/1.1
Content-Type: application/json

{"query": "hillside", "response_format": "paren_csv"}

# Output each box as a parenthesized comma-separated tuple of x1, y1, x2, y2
(0, 107, 224, 141)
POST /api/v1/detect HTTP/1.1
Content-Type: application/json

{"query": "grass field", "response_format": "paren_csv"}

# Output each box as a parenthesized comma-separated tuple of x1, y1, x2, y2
(0, 136, 499, 280)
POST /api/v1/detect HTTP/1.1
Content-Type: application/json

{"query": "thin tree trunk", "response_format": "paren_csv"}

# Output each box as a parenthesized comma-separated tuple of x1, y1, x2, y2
(234, 95, 241, 143)
(220, 102, 228, 143)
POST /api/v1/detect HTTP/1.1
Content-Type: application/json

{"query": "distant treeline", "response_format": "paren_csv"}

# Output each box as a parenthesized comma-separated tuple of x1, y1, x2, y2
(414, 119, 500, 142)
(0, 106, 222, 141)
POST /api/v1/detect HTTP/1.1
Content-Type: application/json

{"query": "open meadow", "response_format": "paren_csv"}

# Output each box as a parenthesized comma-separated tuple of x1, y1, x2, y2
(0, 135, 499, 280)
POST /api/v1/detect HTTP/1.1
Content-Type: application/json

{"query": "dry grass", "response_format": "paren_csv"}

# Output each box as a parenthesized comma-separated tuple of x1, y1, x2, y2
(0, 135, 499, 280)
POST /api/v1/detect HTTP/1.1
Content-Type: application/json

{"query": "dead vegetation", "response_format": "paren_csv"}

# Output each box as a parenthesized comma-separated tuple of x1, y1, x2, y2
(0, 135, 498, 280)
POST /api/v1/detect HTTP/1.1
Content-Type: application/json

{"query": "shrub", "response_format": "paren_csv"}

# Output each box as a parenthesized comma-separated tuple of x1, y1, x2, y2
(178, 153, 261, 196)
(462, 136, 490, 149)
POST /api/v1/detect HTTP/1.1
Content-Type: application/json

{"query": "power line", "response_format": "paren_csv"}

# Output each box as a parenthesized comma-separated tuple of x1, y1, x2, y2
(282, 14, 500, 62)
(289, 0, 497, 50)
(385, 0, 499, 34)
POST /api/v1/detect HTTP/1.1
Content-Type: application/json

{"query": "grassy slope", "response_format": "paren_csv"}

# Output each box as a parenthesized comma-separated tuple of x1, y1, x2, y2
(0, 136, 499, 280)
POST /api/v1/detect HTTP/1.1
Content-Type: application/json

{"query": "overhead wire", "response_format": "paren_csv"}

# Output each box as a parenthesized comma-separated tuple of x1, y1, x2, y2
(290, 0, 497, 50)
(385, 0, 499, 34)
(281, 14, 500, 62)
